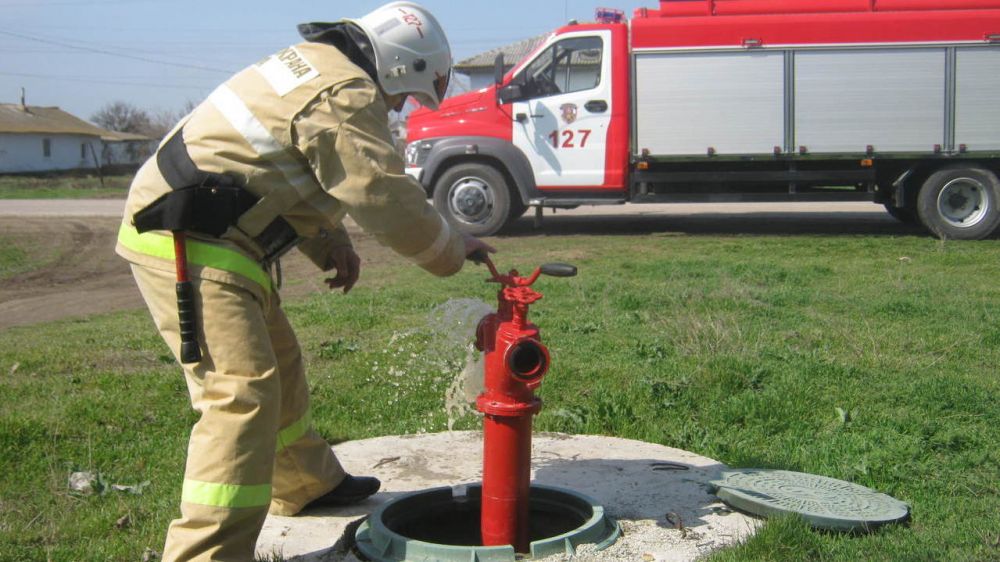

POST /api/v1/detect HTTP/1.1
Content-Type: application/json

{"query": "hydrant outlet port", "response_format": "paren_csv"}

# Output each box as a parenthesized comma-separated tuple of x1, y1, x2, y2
(507, 339, 549, 381)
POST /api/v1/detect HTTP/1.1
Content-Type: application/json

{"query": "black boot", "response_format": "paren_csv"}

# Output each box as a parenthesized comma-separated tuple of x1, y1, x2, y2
(305, 474, 381, 508)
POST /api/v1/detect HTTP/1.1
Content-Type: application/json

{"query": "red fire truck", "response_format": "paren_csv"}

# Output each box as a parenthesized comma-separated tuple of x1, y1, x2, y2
(405, 0, 1000, 239)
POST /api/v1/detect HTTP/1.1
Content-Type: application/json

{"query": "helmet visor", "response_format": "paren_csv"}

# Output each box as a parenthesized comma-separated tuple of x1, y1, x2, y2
(410, 70, 451, 110)
(433, 70, 450, 104)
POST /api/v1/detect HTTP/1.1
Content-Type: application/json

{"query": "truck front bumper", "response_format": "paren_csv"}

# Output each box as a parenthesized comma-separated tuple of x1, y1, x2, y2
(405, 167, 423, 182)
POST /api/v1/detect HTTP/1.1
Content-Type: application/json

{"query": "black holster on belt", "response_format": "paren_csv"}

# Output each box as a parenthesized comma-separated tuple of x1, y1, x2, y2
(133, 128, 300, 261)
(133, 178, 256, 238)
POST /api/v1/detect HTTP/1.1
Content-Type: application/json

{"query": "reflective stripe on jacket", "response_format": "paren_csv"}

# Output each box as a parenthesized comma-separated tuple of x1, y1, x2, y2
(116, 41, 465, 289)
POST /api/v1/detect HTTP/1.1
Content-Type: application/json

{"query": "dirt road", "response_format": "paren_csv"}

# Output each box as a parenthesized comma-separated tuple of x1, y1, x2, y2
(0, 199, 915, 330)
(0, 217, 143, 330)
(507, 201, 913, 236)
(0, 215, 384, 331)
(0, 199, 125, 217)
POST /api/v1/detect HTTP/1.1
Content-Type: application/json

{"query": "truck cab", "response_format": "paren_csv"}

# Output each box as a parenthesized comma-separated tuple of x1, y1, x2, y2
(406, 22, 630, 236)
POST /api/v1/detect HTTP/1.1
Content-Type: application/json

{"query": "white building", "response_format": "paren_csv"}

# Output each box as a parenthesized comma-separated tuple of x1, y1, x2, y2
(0, 103, 153, 174)
(101, 129, 156, 169)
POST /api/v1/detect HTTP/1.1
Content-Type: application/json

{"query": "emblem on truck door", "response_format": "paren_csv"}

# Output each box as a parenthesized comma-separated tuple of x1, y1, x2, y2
(560, 103, 578, 124)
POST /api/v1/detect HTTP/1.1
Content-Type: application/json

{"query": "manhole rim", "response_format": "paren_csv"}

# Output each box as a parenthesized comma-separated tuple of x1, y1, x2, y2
(355, 483, 621, 561)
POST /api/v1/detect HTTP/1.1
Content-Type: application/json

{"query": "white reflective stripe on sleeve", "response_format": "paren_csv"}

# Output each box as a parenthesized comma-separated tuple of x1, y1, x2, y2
(208, 85, 284, 157)
(410, 218, 453, 265)
(208, 83, 325, 204)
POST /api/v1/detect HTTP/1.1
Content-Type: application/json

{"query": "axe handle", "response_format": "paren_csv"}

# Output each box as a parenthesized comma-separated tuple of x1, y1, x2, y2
(173, 231, 201, 364)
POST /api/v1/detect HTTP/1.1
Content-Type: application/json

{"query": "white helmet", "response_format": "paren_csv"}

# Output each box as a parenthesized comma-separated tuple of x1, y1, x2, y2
(346, 2, 452, 110)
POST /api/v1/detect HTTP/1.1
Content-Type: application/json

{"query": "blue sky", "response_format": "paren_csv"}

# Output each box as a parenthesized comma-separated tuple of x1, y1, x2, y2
(0, 0, 645, 122)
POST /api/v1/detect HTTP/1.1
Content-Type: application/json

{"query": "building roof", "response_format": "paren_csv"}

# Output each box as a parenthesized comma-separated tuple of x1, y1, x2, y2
(454, 34, 548, 72)
(0, 103, 111, 137)
(101, 129, 153, 142)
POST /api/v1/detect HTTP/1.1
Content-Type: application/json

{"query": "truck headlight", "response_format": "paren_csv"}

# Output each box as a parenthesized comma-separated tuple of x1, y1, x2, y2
(405, 139, 436, 168)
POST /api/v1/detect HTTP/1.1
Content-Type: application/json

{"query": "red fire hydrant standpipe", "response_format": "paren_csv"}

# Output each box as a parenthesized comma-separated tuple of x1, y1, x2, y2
(473, 254, 577, 553)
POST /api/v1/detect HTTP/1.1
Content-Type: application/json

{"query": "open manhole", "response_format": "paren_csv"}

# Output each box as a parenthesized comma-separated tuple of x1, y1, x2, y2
(355, 484, 620, 561)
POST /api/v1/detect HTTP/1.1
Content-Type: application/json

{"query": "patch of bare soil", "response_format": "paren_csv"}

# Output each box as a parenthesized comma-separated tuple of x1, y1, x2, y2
(0, 218, 390, 331)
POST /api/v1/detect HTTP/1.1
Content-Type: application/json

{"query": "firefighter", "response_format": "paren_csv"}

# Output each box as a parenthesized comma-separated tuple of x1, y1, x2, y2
(116, 3, 494, 560)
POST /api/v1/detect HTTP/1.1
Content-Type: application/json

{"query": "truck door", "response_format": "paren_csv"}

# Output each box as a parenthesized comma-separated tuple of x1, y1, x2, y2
(510, 30, 613, 189)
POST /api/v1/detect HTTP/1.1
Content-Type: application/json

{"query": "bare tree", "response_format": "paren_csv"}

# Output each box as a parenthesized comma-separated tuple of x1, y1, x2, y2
(91, 101, 152, 134)
(146, 99, 198, 140)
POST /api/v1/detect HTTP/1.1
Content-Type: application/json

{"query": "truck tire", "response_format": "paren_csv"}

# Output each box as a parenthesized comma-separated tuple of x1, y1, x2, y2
(916, 166, 1000, 240)
(433, 163, 516, 236)
(508, 196, 529, 222)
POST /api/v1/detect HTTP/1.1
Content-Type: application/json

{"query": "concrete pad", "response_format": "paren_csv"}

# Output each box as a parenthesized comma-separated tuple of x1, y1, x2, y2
(256, 431, 759, 561)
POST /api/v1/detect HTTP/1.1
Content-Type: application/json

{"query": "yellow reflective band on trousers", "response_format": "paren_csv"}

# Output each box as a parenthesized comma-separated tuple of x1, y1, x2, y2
(181, 479, 272, 509)
(117, 223, 271, 292)
(276, 409, 311, 453)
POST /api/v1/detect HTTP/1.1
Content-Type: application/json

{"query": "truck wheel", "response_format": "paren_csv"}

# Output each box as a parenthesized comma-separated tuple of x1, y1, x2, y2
(433, 163, 515, 236)
(917, 166, 1000, 240)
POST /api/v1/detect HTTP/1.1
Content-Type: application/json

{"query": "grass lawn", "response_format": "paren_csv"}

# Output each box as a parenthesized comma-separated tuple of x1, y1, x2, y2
(1, 233, 999, 561)
(0, 174, 131, 199)
(0, 240, 29, 280)
(0, 235, 51, 281)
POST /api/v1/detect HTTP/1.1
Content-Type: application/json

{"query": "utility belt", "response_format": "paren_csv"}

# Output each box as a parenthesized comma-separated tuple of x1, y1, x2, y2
(133, 128, 300, 266)
(131, 128, 301, 364)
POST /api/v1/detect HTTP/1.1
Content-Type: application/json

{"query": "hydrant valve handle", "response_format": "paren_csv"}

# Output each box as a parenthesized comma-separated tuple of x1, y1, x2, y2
(468, 249, 503, 280)
(540, 263, 578, 278)
(519, 262, 578, 286)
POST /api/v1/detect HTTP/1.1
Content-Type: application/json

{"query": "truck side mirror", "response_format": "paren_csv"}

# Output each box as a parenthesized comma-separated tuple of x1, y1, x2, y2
(494, 53, 505, 107)
(498, 84, 523, 105)
(494, 53, 505, 86)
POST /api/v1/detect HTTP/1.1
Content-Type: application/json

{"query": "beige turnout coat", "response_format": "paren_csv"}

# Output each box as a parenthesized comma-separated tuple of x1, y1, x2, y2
(117, 40, 465, 293)
(116, 40, 468, 562)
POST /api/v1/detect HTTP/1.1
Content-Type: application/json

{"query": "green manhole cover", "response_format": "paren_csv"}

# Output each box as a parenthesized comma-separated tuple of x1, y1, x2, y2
(711, 469, 909, 532)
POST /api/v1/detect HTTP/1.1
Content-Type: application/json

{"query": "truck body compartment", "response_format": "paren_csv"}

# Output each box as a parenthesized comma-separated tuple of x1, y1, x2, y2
(632, 45, 1000, 159)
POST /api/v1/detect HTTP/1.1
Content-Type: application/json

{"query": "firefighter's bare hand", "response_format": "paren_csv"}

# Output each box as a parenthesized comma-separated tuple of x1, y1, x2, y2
(324, 246, 361, 294)
(463, 233, 496, 262)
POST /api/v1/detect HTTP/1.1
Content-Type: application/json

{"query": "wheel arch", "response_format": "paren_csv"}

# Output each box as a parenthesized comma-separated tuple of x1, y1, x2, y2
(884, 159, 1000, 208)
(421, 137, 537, 204)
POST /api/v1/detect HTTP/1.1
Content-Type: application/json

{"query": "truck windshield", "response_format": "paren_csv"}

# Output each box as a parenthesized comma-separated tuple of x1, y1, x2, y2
(517, 36, 603, 99)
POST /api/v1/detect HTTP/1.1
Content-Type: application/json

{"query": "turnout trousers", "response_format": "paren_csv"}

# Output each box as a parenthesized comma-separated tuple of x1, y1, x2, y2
(131, 263, 345, 562)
